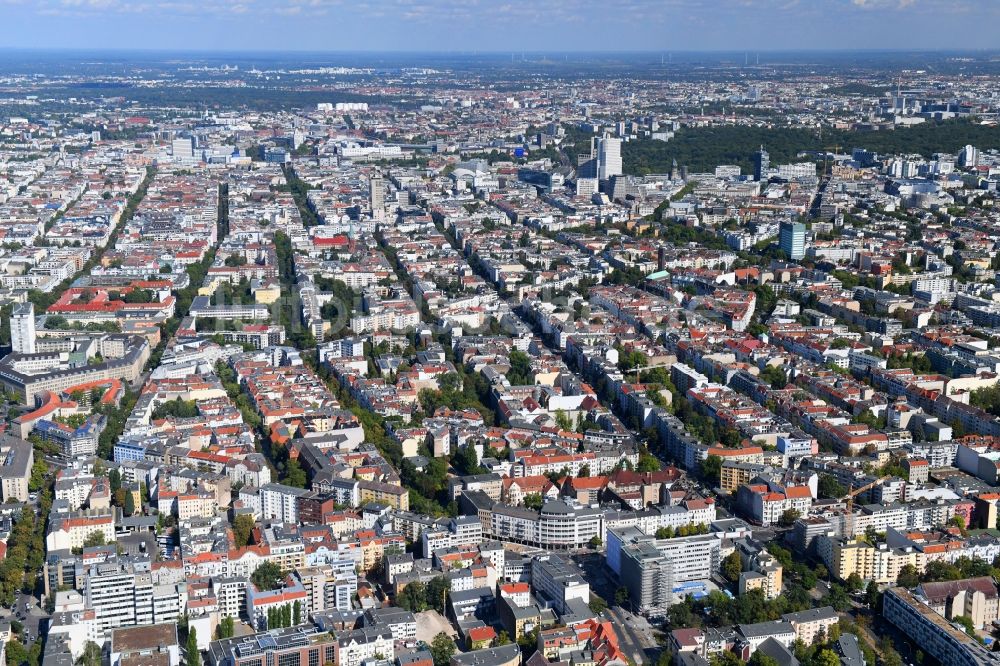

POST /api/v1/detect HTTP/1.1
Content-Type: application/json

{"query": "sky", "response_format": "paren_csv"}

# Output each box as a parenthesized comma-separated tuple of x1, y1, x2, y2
(0, 0, 998, 53)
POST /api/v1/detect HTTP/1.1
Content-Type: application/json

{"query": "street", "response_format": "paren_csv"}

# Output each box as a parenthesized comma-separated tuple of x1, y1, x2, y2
(606, 606, 658, 666)
(0, 590, 46, 648)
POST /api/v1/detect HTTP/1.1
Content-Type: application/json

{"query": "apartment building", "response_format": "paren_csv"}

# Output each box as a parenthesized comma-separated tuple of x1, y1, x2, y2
(817, 536, 926, 584)
(260, 483, 309, 524)
(916, 577, 1000, 630)
(883, 587, 1000, 666)
(781, 607, 839, 644)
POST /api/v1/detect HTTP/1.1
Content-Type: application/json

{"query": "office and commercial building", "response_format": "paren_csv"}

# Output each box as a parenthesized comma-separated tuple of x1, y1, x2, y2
(618, 532, 722, 612)
(779, 221, 806, 261)
(208, 626, 339, 666)
(369, 173, 385, 221)
(594, 137, 622, 181)
(11, 302, 36, 354)
(530, 554, 590, 614)
(171, 137, 194, 160)
(753, 146, 770, 181)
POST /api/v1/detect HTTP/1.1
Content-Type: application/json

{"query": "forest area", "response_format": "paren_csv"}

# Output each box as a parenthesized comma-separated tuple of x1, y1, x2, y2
(619, 119, 1000, 174)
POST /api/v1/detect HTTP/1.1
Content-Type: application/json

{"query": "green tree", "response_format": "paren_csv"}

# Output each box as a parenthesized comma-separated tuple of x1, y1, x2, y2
(759, 365, 787, 390)
(826, 583, 852, 612)
(83, 531, 106, 548)
(124, 489, 136, 517)
(451, 445, 482, 477)
(397, 581, 428, 612)
(517, 627, 540, 658)
(425, 576, 451, 614)
(6, 638, 27, 666)
(699, 455, 722, 485)
(845, 572, 864, 593)
(108, 468, 121, 494)
(813, 650, 840, 666)
(282, 458, 307, 488)
(589, 593, 608, 614)
(722, 551, 743, 583)
(76, 640, 102, 666)
(218, 616, 235, 639)
(668, 600, 697, 628)
(523, 493, 543, 511)
(636, 448, 661, 472)
(897, 564, 920, 588)
(28, 458, 47, 493)
(186, 627, 200, 666)
(778, 508, 801, 527)
(923, 559, 962, 582)
(817, 474, 846, 499)
(293, 600, 301, 625)
(953, 614, 977, 638)
(507, 351, 534, 386)
(748, 652, 779, 666)
(865, 580, 882, 609)
(710, 652, 742, 666)
(251, 561, 284, 591)
(615, 586, 629, 606)
(430, 632, 456, 666)
(233, 514, 255, 549)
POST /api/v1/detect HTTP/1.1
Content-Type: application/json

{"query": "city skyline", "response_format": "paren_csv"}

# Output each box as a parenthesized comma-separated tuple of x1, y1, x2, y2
(0, 0, 998, 53)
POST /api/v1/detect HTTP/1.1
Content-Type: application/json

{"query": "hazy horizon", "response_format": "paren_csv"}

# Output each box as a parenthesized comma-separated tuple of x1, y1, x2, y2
(1, 0, 998, 53)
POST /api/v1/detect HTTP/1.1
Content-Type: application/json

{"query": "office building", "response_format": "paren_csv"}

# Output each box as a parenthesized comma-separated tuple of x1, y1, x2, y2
(779, 221, 806, 261)
(171, 137, 194, 160)
(110, 624, 180, 666)
(753, 146, 769, 181)
(959, 145, 980, 168)
(618, 532, 722, 612)
(369, 172, 385, 221)
(0, 436, 33, 502)
(11, 302, 36, 354)
(208, 626, 339, 666)
(83, 560, 185, 638)
(594, 137, 622, 181)
(531, 554, 590, 614)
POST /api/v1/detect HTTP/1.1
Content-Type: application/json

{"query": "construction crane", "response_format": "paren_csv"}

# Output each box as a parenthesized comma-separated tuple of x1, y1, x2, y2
(843, 475, 890, 537)
(823, 146, 842, 177)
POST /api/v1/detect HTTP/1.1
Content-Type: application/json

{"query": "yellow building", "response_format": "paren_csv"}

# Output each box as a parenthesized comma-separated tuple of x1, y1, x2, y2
(818, 537, 926, 584)
(252, 279, 282, 304)
(359, 480, 409, 511)
(739, 555, 783, 600)
(720, 461, 762, 494)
